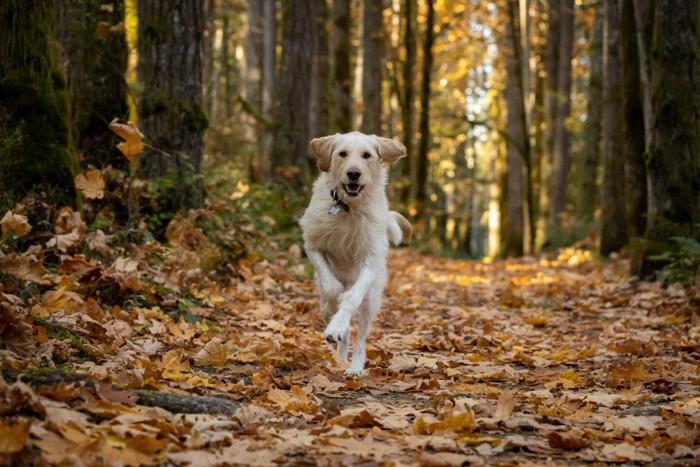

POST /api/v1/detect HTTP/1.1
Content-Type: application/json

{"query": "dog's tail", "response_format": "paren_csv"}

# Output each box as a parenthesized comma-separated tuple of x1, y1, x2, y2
(388, 211, 412, 246)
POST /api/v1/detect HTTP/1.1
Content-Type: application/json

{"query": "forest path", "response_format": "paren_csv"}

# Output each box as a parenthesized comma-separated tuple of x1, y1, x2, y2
(2, 249, 698, 465)
(201, 249, 698, 465)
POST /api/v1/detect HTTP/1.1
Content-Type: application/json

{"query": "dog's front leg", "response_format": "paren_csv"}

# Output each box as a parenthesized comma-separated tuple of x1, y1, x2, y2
(306, 250, 344, 299)
(323, 260, 375, 345)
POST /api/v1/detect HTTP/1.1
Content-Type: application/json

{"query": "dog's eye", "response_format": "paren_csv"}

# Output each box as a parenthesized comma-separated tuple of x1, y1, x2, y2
(338, 151, 347, 158)
(362, 152, 371, 159)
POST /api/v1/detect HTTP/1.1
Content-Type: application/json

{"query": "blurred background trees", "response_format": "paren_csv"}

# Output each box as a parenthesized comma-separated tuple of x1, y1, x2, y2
(1, 0, 699, 279)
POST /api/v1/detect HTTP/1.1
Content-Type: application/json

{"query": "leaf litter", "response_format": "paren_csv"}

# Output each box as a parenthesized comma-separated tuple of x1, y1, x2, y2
(1, 212, 699, 466)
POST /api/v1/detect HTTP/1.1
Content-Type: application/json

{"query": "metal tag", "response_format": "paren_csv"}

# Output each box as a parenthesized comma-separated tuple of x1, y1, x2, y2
(328, 204, 341, 216)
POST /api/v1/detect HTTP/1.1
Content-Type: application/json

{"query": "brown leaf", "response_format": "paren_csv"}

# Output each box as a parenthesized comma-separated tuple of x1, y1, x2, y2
(193, 338, 232, 367)
(0, 296, 34, 357)
(95, 380, 138, 405)
(1, 211, 31, 237)
(74, 170, 106, 200)
(547, 430, 591, 451)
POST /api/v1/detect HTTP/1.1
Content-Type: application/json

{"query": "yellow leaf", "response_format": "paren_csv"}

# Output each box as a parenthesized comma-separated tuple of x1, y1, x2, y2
(0, 420, 30, 454)
(414, 409, 475, 435)
(74, 170, 105, 200)
(194, 338, 232, 367)
(109, 118, 144, 161)
(1, 210, 31, 237)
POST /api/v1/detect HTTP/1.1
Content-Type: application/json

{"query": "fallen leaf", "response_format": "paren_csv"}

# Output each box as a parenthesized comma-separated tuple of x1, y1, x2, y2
(1, 211, 31, 237)
(0, 420, 30, 454)
(74, 170, 106, 200)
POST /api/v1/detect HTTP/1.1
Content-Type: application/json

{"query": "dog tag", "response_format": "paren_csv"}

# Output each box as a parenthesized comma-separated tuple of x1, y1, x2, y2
(328, 204, 341, 216)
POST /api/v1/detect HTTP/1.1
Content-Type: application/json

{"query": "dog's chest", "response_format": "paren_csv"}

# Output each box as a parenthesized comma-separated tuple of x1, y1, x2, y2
(307, 211, 378, 263)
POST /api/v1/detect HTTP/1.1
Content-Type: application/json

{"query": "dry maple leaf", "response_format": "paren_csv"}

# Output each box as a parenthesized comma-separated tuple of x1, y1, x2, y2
(194, 338, 232, 367)
(109, 118, 144, 161)
(74, 170, 106, 200)
(0, 210, 31, 237)
(0, 420, 30, 455)
(0, 295, 35, 357)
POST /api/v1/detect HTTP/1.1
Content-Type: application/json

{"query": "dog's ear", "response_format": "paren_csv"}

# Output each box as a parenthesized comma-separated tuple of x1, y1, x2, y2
(374, 136, 407, 163)
(310, 135, 337, 172)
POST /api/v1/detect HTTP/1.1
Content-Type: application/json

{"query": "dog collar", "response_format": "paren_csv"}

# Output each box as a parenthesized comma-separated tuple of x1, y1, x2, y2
(328, 188, 350, 215)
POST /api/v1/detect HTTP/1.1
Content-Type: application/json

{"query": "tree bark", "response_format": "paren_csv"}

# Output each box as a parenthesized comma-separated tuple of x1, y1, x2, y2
(0, 0, 76, 209)
(331, 0, 353, 133)
(549, 0, 574, 227)
(599, 0, 628, 255)
(575, 6, 603, 223)
(56, 0, 129, 172)
(360, 0, 383, 134)
(633, 0, 655, 149)
(502, 0, 529, 257)
(257, 0, 277, 183)
(399, 0, 416, 206)
(271, 0, 320, 190)
(245, 0, 263, 112)
(137, 0, 207, 214)
(619, 0, 647, 240)
(415, 0, 435, 220)
(636, 0, 700, 276)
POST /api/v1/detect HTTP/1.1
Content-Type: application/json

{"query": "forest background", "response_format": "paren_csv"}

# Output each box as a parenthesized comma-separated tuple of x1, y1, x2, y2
(1, 0, 699, 277)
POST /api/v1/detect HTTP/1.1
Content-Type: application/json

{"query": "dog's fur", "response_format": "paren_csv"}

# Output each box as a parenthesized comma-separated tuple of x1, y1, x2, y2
(300, 132, 411, 375)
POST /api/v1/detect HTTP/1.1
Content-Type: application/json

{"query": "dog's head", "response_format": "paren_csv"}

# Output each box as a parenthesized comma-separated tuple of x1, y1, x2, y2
(309, 132, 406, 202)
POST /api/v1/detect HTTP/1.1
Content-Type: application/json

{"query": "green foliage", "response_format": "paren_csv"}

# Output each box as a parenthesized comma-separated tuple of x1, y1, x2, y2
(649, 236, 700, 286)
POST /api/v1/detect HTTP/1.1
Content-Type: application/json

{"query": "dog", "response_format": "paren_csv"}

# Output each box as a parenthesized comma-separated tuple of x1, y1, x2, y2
(300, 132, 411, 375)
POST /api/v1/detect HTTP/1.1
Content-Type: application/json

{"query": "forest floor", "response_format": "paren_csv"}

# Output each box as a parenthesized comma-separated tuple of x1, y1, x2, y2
(1, 237, 700, 465)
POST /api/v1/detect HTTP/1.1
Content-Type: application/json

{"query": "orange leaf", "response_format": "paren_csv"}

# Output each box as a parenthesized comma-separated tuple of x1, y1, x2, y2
(0, 420, 30, 454)
(108, 118, 144, 161)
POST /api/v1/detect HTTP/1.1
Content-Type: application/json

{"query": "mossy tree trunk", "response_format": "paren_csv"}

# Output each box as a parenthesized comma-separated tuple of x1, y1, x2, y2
(56, 0, 129, 172)
(0, 0, 76, 210)
(635, 0, 700, 277)
(137, 0, 208, 215)
(331, 0, 353, 133)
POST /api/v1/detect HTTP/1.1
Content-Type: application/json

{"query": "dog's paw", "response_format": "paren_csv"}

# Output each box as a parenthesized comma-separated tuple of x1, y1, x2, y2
(323, 323, 348, 344)
(344, 366, 366, 376)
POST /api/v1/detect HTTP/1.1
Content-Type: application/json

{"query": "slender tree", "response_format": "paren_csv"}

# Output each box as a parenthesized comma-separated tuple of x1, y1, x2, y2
(415, 0, 435, 220)
(399, 0, 417, 205)
(502, 0, 529, 256)
(360, 0, 384, 134)
(575, 6, 603, 223)
(636, 0, 700, 276)
(257, 0, 277, 182)
(600, 0, 627, 255)
(0, 0, 76, 209)
(619, 0, 647, 240)
(271, 0, 321, 190)
(331, 0, 353, 132)
(549, 0, 574, 227)
(245, 0, 263, 113)
(137, 0, 208, 213)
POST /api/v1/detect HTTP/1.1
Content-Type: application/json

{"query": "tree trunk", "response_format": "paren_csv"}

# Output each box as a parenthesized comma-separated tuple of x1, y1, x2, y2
(399, 0, 416, 206)
(539, 0, 560, 242)
(245, 0, 263, 112)
(331, 0, 352, 133)
(575, 6, 603, 223)
(309, 0, 329, 141)
(415, 0, 435, 220)
(633, 0, 654, 149)
(636, 0, 700, 276)
(56, 0, 129, 172)
(360, 0, 383, 134)
(271, 0, 320, 190)
(502, 0, 529, 257)
(599, 0, 628, 255)
(137, 0, 207, 214)
(0, 0, 76, 209)
(257, 0, 277, 182)
(619, 0, 647, 240)
(549, 0, 574, 227)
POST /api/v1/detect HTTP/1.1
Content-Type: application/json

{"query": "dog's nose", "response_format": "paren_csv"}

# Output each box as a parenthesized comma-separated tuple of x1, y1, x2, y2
(347, 168, 361, 181)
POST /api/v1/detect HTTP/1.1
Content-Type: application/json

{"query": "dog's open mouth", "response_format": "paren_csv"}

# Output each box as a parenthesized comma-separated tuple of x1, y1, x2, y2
(342, 183, 365, 197)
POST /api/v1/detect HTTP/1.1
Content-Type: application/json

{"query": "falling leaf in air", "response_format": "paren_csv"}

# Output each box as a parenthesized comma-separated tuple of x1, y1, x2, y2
(74, 170, 106, 200)
(109, 118, 144, 161)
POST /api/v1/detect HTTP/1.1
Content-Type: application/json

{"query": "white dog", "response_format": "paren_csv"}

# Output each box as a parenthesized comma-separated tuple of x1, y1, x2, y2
(300, 132, 411, 375)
